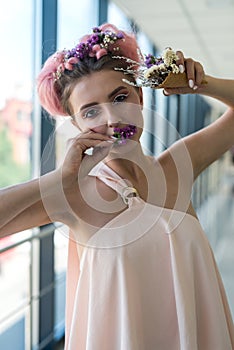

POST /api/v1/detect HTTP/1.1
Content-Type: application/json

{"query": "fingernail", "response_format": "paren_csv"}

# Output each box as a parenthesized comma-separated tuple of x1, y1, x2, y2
(110, 136, 118, 140)
(179, 64, 184, 73)
(163, 90, 169, 96)
(193, 85, 198, 90)
(189, 79, 194, 89)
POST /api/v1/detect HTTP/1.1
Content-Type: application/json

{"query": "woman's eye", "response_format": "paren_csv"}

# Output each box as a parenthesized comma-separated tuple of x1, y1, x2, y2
(83, 108, 100, 119)
(113, 93, 129, 104)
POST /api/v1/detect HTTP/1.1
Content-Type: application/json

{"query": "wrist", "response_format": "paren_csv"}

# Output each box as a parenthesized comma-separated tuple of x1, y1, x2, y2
(197, 75, 234, 108)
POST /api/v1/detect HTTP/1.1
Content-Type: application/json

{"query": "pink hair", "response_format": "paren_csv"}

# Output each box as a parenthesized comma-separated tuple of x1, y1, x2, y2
(37, 23, 140, 117)
(37, 51, 68, 116)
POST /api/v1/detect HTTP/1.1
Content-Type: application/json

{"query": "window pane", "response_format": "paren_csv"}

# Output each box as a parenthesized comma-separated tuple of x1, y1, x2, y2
(54, 0, 100, 340)
(0, 2, 34, 348)
(108, 2, 132, 31)
(56, 0, 99, 165)
(0, 242, 31, 350)
(0, 1, 33, 188)
(54, 228, 68, 340)
(57, 0, 98, 48)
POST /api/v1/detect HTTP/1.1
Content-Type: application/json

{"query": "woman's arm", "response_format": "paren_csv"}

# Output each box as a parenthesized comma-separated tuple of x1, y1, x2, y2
(184, 76, 234, 179)
(0, 199, 52, 237)
(164, 55, 234, 180)
(198, 75, 234, 108)
(0, 171, 59, 237)
(0, 132, 114, 237)
(184, 106, 234, 180)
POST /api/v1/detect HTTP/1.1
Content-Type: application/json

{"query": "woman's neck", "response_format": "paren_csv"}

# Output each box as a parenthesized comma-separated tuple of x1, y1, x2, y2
(104, 142, 149, 181)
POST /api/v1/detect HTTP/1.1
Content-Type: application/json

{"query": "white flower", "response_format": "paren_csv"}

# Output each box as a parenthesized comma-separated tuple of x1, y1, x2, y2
(143, 63, 168, 79)
(171, 64, 180, 74)
(157, 63, 167, 72)
(162, 48, 178, 66)
(144, 65, 159, 78)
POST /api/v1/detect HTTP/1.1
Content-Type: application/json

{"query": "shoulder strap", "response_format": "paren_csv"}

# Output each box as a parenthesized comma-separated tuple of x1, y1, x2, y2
(89, 162, 139, 205)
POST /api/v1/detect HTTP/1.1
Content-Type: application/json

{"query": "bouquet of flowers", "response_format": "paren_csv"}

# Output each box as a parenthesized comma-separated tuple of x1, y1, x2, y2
(115, 47, 205, 89)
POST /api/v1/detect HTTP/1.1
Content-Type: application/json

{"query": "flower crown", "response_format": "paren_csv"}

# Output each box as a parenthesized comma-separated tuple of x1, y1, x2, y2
(53, 27, 125, 81)
(53, 25, 197, 90)
(113, 47, 183, 88)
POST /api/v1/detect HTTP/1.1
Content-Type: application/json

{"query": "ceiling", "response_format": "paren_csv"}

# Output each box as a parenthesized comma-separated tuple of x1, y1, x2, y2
(113, 0, 234, 79)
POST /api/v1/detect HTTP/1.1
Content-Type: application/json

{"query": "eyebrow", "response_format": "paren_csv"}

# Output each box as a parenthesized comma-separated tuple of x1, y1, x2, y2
(79, 102, 98, 112)
(108, 86, 127, 99)
(79, 86, 127, 112)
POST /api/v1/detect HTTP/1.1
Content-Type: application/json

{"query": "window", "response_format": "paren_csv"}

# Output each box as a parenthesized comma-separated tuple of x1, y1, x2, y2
(0, 1, 34, 348)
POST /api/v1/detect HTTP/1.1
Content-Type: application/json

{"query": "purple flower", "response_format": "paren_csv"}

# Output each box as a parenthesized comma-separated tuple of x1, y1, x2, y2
(117, 32, 124, 39)
(90, 34, 100, 44)
(55, 26, 126, 81)
(92, 27, 101, 33)
(156, 58, 163, 65)
(144, 54, 157, 68)
(113, 124, 137, 142)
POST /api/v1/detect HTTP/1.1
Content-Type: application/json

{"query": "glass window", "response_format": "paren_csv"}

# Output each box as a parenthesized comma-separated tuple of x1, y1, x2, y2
(0, 1, 34, 348)
(54, 228, 68, 341)
(0, 1, 33, 188)
(0, 242, 31, 349)
(137, 31, 155, 154)
(57, 0, 98, 49)
(166, 95, 179, 146)
(56, 0, 99, 166)
(53, 0, 99, 341)
(153, 89, 168, 155)
(108, 2, 132, 31)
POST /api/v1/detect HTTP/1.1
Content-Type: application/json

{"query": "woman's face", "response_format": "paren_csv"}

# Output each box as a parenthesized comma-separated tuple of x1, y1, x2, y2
(69, 70, 144, 143)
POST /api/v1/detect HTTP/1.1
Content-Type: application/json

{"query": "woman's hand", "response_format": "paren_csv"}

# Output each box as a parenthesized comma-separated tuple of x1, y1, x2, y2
(163, 51, 234, 181)
(164, 50, 234, 109)
(164, 50, 206, 95)
(59, 131, 114, 190)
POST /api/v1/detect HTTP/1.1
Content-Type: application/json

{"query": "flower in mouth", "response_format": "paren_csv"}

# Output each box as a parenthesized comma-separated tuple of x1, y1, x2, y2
(112, 124, 137, 144)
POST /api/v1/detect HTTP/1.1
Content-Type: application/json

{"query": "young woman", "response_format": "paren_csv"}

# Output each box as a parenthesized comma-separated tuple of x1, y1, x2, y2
(1, 23, 234, 349)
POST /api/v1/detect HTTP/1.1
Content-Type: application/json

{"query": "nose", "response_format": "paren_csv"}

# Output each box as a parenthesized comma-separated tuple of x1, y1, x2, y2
(104, 106, 121, 128)
(107, 120, 120, 128)
(106, 117, 121, 136)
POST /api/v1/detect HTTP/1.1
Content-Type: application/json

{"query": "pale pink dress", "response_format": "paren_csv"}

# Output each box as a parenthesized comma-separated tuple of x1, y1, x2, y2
(65, 162, 234, 350)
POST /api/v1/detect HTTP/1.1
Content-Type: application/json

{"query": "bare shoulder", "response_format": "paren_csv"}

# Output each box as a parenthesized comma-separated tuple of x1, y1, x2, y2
(156, 141, 194, 184)
(148, 149, 195, 215)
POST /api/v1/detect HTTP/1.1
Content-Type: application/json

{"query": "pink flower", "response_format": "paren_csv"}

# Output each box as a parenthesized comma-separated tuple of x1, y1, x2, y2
(92, 44, 101, 52)
(64, 62, 73, 70)
(89, 44, 108, 60)
(64, 57, 79, 70)
(96, 48, 108, 60)
(68, 57, 79, 64)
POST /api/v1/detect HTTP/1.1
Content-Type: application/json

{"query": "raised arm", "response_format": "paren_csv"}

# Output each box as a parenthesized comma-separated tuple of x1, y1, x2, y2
(185, 77, 234, 179)
(164, 54, 234, 180)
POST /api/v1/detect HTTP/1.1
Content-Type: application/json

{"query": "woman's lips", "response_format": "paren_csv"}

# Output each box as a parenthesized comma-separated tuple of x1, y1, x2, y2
(112, 124, 137, 144)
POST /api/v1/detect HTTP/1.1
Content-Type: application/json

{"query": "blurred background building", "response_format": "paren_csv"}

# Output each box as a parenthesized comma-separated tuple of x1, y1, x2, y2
(0, 0, 233, 349)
